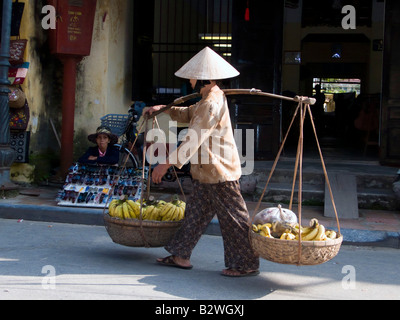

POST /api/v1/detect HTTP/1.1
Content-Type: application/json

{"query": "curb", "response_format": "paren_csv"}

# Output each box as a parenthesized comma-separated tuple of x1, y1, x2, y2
(0, 203, 399, 249)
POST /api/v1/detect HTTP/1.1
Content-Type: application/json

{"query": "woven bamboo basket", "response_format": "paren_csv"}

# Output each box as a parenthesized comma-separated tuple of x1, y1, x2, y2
(104, 213, 182, 248)
(102, 114, 186, 249)
(250, 232, 343, 266)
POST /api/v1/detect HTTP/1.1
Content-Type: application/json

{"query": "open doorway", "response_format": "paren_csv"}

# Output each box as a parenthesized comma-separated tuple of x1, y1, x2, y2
(307, 78, 380, 161)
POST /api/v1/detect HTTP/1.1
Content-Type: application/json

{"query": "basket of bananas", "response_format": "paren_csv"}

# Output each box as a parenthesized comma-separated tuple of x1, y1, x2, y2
(250, 216, 343, 266)
(103, 195, 185, 248)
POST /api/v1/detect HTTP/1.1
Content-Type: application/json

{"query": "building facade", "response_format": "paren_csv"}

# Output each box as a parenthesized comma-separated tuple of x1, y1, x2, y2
(7, 0, 400, 182)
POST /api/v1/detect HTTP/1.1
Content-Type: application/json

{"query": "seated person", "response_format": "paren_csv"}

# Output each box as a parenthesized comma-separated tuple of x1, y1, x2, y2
(78, 126, 120, 165)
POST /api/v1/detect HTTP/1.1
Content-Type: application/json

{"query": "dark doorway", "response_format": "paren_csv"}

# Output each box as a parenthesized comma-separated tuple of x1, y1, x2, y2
(132, 0, 284, 160)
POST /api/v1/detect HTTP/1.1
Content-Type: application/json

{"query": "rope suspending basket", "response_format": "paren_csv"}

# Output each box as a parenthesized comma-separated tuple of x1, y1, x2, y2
(249, 94, 343, 266)
(103, 114, 186, 248)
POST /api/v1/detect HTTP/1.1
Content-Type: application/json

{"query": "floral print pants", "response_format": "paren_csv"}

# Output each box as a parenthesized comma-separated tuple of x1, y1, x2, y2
(165, 180, 260, 271)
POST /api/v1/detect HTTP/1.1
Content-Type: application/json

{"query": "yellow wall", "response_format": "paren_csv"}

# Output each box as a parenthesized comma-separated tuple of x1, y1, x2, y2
(17, 0, 134, 162)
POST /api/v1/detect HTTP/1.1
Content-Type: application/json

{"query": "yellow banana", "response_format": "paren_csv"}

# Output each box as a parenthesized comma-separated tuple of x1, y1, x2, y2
(325, 230, 337, 240)
(152, 207, 161, 221)
(165, 204, 176, 219)
(115, 205, 124, 219)
(302, 225, 319, 241)
(260, 225, 271, 234)
(154, 207, 161, 220)
(173, 207, 182, 221)
(160, 203, 173, 217)
(300, 219, 320, 235)
(260, 225, 272, 238)
(141, 205, 150, 220)
(122, 202, 131, 219)
(166, 206, 177, 221)
(146, 205, 155, 221)
(126, 200, 139, 219)
(280, 233, 296, 240)
(170, 206, 178, 221)
(176, 207, 184, 221)
(314, 224, 326, 241)
(178, 200, 186, 209)
(156, 200, 167, 209)
(144, 206, 151, 220)
(108, 200, 119, 217)
(163, 206, 176, 221)
(260, 229, 273, 238)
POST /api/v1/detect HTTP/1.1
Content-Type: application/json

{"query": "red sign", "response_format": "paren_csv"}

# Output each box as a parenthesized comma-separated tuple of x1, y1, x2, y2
(48, 0, 97, 57)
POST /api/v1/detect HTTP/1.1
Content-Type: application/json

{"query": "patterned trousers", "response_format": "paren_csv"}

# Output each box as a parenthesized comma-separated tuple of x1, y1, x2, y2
(165, 180, 260, 271)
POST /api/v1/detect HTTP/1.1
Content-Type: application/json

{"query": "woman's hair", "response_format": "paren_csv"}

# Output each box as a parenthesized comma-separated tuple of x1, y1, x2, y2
(193, 80, 211, 93)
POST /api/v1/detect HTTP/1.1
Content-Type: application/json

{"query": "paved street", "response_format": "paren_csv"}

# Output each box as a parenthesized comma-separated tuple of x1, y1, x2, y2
(0, 218, 399, 301)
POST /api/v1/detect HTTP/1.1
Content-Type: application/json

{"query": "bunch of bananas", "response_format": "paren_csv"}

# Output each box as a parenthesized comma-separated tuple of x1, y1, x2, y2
(108, 195, 186, 222)
(252, 218, 339, 241)
(141, 199, 167, 221)
(252, 223, 273, 238)
(158, 196, 186, 222)
(108, 198, 140, 220)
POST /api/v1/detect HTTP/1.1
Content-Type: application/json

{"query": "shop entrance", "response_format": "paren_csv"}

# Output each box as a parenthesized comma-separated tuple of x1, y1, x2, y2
(309, 78, 379, 160)
(289, 33, 380, 162)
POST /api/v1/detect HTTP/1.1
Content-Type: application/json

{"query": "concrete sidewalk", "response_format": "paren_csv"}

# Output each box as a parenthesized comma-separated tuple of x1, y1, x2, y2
(0, 184, 399, 249)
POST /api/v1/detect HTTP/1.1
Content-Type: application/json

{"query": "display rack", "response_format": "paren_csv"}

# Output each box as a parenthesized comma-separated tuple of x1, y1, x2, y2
(57, 163, 148, 208)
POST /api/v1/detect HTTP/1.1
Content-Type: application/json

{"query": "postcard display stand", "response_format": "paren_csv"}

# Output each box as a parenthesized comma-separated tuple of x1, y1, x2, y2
(57, 164, 148, 208)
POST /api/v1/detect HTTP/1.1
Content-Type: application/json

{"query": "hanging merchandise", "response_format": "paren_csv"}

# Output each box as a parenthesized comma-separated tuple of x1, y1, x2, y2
(8, 62, 30, 86)
(8, 85, 26, 109)
(10, 131, 30, 163)
(9, 100, 30, 131)
(8, 1, 28, 66)
(9, 39, 27, 66)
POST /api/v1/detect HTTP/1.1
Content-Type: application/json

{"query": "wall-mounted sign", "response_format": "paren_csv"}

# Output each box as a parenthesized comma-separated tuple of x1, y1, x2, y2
(47, 0, 97, 57)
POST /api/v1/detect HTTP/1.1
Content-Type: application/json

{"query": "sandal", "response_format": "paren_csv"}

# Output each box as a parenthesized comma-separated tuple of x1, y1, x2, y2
(221, 268, 260, 277)
(157, 256, 193, 270)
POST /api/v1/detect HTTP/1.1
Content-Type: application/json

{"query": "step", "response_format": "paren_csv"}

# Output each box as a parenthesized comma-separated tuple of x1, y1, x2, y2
(250, 181, 399, 211)
(358, 187, 399, 211)
(243, 159, 399, 211)
(254, 182, 324, 205)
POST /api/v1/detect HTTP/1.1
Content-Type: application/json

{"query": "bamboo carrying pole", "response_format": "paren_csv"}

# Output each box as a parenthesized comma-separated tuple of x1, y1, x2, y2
(147, 88, 316, 119)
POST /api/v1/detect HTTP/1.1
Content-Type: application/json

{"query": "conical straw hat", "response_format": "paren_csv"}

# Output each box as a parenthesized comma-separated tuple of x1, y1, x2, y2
(175, 47, 240, 80)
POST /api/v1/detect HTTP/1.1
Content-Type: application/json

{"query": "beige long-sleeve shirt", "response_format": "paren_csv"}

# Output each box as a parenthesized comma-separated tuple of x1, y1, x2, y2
(168, 89, 242, 184)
